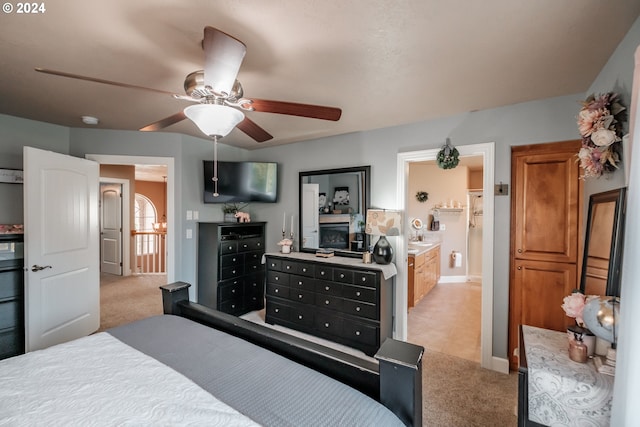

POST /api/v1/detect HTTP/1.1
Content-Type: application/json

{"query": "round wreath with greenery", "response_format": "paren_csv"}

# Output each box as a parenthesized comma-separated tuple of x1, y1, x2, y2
(415, 191, 429, 203)
(436, 145, 460, 169)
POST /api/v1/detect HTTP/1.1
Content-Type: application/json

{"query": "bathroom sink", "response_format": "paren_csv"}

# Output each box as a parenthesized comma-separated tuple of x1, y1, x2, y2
(407, 248, 419, 254)
(410, 242, 433, 247)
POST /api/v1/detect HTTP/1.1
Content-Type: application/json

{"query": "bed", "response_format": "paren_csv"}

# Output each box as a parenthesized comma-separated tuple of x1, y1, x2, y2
(0, 281, 423, 426)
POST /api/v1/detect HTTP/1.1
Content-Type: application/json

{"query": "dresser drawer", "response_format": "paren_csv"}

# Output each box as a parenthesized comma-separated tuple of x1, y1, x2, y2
(354, 271, 377, 287)
(315, 280, 343, 297)
(342, 284, 376, 303)
(342, 299, 377, 320)
(289, 274, 317, 292)
(244, 274, 264, 296)
(220, 241, 238, 255)
(289, 305, 314, 328)
(314, 311, 343, 336)
(342, 320, 378, 346)
(316, 294, 343, 311)
(0, 300, 19, 329)
(239, 238, 263, 252)
(333, 268, 354, 284)
(244, 250, 263, 264)
(267, 282, 290, 299)
(315, 265, 333, 280)
(220, 253, 243, 266)
(218, 299, 243, 314)
(244, 261, 264, 274)
(290, 289, 315, 305)
(267, 271, 290, 286)
(220, 264, 243, 280)
(266, 299, 290, 322)
(0, 328, 22, 359)
(0, 270, 22, 300)
(282, 261, 314, 277)
(218, 279, 243, 302)
(266, 258, 282, 271)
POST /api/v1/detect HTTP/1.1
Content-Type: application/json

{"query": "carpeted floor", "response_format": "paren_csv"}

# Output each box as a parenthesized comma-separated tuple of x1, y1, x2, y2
(98, 273, 165, 332)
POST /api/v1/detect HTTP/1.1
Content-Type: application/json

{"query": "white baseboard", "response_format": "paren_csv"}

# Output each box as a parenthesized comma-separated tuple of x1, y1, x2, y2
(438, 275, 468, 283)
(491, 356, 510, 374)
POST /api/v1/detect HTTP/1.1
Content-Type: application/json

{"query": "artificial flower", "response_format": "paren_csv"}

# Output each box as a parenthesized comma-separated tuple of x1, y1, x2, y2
(278, 238, 293, 246)
(561, 291, 597, 327)
(575, 92, 626, 179)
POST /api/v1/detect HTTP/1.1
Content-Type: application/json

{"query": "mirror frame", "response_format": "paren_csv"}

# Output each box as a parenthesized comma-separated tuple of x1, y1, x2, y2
(579, 187, 627, 297)
(299, 166, 371, 258)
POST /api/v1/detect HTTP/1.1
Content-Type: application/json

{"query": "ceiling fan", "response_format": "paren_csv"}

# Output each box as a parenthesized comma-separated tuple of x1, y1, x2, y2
(35, 26, 342, 143)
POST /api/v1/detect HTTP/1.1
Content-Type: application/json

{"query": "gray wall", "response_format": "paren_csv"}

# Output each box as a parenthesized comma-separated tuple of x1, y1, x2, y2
(0, 16, 637, 361)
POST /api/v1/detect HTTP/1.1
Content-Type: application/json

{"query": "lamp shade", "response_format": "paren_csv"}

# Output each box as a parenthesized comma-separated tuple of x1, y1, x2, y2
(365, 209, 402, 236)
(184, 104, 245, 137)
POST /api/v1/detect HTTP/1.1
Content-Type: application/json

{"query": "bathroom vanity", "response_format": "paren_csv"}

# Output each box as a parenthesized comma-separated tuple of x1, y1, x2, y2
(407, 243, 441, 308)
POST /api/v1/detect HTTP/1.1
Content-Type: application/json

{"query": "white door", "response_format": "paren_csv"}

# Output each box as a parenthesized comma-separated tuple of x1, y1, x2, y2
(302, 183, 319, 248)
(100, 183, 122, 275)
(24, 147, 100, 352)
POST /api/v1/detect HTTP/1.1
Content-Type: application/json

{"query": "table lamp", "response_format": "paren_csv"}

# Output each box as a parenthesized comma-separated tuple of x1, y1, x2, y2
(365, 209, 402, 264)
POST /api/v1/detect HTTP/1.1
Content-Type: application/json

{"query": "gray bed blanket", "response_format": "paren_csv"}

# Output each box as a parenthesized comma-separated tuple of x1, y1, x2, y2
(108, 315, 403, 427)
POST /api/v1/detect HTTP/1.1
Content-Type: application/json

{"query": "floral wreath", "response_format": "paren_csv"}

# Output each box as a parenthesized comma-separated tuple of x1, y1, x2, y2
(415, 191, 429, 203)
(576, 92, 626, 179)
(436, 138, 459, 170)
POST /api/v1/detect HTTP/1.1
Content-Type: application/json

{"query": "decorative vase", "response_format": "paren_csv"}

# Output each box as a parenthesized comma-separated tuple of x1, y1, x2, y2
(281, 245, 291, 254)
(372, 235, 393, 264)
(224, 213, 236, 222)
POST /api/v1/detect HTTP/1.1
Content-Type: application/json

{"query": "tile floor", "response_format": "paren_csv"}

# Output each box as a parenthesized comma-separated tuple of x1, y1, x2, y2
(407, 281, 482, 363)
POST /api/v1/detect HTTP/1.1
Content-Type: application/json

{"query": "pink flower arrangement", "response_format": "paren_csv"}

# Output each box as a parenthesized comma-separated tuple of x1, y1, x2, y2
(576, 93, 626, 179)
(561, 291, 596, 327)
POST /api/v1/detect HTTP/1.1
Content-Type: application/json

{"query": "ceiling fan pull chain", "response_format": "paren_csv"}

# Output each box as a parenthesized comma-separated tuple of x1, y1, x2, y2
(212, 135, 219, 197)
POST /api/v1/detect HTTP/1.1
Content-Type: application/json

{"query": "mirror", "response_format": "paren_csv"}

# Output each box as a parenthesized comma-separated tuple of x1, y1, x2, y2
(580, 187, 626, 297)
(299, 166, 370, 258)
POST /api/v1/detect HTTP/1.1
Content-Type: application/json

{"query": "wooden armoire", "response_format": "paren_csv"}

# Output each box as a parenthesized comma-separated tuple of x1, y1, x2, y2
(508, 140, 583, 370)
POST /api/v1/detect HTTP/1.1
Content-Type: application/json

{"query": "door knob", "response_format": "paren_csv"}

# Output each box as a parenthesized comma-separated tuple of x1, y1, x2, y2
(31, 265, 52, 272)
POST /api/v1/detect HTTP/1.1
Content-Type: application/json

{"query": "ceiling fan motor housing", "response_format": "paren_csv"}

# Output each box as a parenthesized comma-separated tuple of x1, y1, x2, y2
(184, 70, 243, 102)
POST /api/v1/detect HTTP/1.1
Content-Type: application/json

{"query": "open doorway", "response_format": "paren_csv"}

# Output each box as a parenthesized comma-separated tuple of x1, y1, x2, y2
(397, 142, 503, 372)
(87, 154, 175, 331)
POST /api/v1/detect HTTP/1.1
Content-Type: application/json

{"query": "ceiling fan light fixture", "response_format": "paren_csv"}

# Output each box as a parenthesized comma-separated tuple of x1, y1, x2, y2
(184, 104, 244, 137)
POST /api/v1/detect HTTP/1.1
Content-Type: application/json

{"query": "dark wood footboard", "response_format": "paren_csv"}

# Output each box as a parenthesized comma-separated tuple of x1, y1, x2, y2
(160, 282, 423, 427)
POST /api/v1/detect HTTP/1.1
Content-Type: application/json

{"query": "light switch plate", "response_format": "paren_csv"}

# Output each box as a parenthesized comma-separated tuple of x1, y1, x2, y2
(186, 210, 193, 220)
(186, 229, 192, 239)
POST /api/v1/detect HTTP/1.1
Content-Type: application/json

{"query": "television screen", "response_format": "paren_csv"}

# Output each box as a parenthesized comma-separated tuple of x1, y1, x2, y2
(204, 161, 278, 203)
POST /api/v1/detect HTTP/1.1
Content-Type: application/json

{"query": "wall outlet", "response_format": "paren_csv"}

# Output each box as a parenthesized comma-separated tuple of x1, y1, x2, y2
(186, 210, 193, 220)
(440, 224, 446, 231)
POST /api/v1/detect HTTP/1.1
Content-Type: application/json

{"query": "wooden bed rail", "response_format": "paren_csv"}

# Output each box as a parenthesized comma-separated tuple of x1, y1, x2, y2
(160, 281, 423, 427)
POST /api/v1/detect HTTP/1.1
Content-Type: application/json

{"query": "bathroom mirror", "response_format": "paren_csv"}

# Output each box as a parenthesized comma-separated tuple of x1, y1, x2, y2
(579, 187, 626, 297)
(299, 166, 370, 258)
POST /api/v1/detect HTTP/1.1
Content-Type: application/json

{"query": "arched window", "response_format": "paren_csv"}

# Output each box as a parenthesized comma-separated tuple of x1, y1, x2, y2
(134, 194, 157, 255)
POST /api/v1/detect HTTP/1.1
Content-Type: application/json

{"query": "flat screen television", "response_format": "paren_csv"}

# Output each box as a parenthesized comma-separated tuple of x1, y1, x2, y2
(204, 160, 278, 203)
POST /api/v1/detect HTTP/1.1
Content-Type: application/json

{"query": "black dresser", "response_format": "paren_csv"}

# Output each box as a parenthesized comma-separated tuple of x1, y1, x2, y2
(0, 234, 24, 360)
(265, 253, 394, 356)
(197, 222, 266, 316)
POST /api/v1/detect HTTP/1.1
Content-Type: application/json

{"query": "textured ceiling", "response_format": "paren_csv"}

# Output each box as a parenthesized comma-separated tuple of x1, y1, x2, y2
(1, 0, 639, 150)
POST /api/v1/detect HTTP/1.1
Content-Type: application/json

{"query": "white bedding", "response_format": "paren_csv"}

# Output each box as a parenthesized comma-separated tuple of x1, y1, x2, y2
(0, 332, 260, 426)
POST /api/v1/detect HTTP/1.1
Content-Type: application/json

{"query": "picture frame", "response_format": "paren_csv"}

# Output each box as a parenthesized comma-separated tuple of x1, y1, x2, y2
(0, 168, 23, 184)
(333, 186, 350, 206)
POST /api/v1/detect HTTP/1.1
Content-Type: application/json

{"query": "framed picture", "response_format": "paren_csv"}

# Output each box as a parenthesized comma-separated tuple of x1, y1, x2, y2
(318, 192, 327, 210)
(333, 186, 350, 206)
(0, 169, 23, 184)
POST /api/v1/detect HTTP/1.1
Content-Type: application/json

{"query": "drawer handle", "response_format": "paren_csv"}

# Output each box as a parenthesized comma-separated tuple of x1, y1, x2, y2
(232, 270, 236, 274)
(302, 267, 307, 272)
(275, 276, 280, 281)
(356, 291, 361, 296)
(228, 246, 233, 250)
(356, 306, 361, 311)
(361, 277, 366, 282)
(298, 315, 303, 320)
(275, 289, 279, 293)
(320, 271, 325, 276)
(340, 273, 345, 278)
(231, 304, 236, 309)
(298, 281, 303, 285)
(324, 322, 330, 328)
(517, 266, 522, 270)
(231, 289, 236, 293)
(355, 331, 361, 336)
(298, 294, 303, 299)
(325, 286, 330, 291)
(325, 300, 330, 305)
(274, 308, 279, 313)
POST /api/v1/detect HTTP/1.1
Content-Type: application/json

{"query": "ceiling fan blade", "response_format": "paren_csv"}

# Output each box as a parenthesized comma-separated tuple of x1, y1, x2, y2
(249, 99, 342, 121)
(236, 116, 273, 143)
(203, 27, 246, 96)
(35, 68, 179, 97)
(139, 111, 186, 132)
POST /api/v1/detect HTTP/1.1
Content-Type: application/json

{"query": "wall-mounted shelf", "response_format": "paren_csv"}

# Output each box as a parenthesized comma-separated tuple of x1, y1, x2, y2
(433, 208, 463, 213)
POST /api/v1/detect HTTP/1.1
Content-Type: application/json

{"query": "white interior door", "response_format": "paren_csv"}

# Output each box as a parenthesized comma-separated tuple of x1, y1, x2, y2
(24, 147, 100, 352)
(302, 183, 319, 248)
(100, 183, 122, 275)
